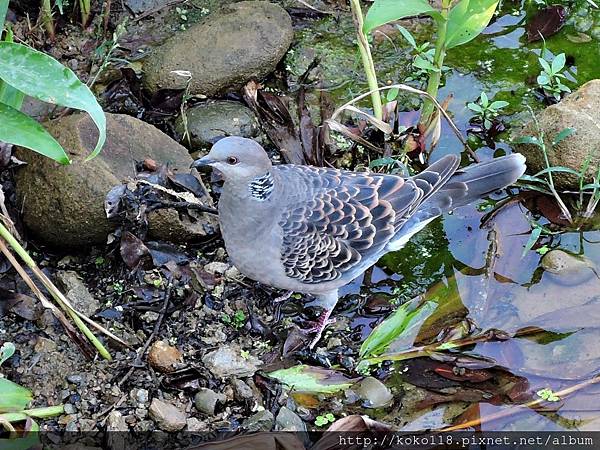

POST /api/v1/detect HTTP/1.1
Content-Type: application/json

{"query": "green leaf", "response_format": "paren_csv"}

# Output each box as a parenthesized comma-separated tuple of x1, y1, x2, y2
(359, 300, 437, 359)
(364, 0, 443, 34)
(480, 91, 488, 107)
(538, 57, 552, 74)
(551, 53, 566, 74)
(268, 365, 357, 394)
(522, 226, 542, 258)
(0, 103, 70, 164)
(536, 74, 550, 86)
(395, 24, 416, 48)
(513, 135, 542, 147)
(0, 42, 106, 160)
(0, 29, 25, 111)
(413, 55, 439, 72)
(582, 183, 600, 190)
(0, 429, 41, 450)
(0, 342, 15, 366)
(445, 0, 499, 49)
(533, 166, 582, 177)
(386, 87, 399, 102)
(489, 100, 508, 110)
(552, 127, 575, 146)
(467, 102, 483, 113)
(0, 378, 32, 412)
(519, 174, 548, 184)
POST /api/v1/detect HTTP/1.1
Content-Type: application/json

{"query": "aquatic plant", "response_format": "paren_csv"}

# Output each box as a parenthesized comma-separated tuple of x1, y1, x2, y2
(354, 0, 500, 127)
(536, 52, 572, 101)
(467, 92, 508, 129)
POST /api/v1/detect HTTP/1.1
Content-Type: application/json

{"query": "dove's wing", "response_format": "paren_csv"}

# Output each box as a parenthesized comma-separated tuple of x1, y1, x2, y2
(275, 154, 459, 284)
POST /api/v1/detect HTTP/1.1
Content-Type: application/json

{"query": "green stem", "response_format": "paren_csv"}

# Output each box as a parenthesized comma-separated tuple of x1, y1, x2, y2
(40, 0, 55, 41)
(420, 0, 451, 126)
(349, 0, 383, 121)
(79, 0, 91, 27)
(0, 221, 112, 360)
(1, 405, 64, 423)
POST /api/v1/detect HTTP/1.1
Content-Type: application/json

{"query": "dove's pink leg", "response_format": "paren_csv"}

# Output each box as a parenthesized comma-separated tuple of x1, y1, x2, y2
(305, 291, 339, 349)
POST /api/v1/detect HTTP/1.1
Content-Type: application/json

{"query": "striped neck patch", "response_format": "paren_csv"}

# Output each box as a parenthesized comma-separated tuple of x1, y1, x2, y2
(248, 172, 274, 201)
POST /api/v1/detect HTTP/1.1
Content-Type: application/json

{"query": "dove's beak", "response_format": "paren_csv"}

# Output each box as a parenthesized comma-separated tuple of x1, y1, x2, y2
(191, 156, 215, 169)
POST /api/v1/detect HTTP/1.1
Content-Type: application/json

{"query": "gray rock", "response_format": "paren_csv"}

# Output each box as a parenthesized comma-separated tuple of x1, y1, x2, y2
(56, 271, 100, 317)
(148, 398, 187, 432)
(241, 410, 274, 432)
(63, 403, 77, 414)
(175, 101, 260, 150)
(202, 345, 261, 378)
(143, 1, 293, 96)
(515, 80, 600, 190)
(541, 249, 597, 286)
(66, 374, 84, 385)
(14, 113, 218, 247)
(353, 377, 393, 408)
(275, 406, 306, 432)
(231, 379, 254, 400)
(186, 417, 208, 432)
(194, 388, 226, 415)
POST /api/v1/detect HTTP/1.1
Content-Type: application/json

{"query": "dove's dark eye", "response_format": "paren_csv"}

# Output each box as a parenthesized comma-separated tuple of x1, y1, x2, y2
(227, 156, 239, 165)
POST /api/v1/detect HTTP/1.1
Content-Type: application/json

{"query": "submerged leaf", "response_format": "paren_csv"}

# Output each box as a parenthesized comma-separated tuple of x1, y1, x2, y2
(268, 365, 357, 394)
(0, 378, 32, 412)
(359, 300, 437, 359)
(526, 5, 567, 42)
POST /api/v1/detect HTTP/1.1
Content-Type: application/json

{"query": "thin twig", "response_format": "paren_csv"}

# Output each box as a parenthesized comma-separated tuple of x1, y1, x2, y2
(294, 0, 335, 15)
(0, 238, 96, 360)
(440, 373, 600, 431)
(329, 84, 479, 162)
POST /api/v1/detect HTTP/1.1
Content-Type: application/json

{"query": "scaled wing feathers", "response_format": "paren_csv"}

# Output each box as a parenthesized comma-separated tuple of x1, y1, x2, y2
(277, 154, 459, 284)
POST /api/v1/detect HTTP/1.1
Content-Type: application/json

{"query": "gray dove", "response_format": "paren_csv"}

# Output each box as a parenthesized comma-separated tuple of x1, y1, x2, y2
(192, 137, 526, 348)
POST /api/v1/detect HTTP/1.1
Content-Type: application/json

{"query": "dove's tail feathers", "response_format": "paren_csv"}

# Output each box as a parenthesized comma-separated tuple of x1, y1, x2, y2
(386, 153, 526, 252)
(435, 153, 527, 211)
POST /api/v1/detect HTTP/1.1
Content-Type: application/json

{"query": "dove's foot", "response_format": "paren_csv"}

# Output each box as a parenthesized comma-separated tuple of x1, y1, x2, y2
(305, 310, 336, 349)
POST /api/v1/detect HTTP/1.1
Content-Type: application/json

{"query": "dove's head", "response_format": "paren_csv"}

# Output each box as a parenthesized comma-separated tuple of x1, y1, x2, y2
(191, 136, 273, 180)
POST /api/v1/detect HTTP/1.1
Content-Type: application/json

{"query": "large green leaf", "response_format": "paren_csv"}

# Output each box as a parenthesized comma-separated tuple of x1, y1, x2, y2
(268, 365, 357, 394)
(0, 28, 25, 110)
(359, 300, 437, 359)
(0, 42, 105, 160)
(0, 378, 32, 413)
(0, 103, 70, 164)
(445, 0, 499, 49)
(0, 0, 8, 34)
(364, 0, 443, 34)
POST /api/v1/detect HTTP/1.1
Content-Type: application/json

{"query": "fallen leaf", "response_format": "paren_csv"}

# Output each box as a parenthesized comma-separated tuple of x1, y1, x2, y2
(268, 364, 358, 394)
(526, 5, 567, 42)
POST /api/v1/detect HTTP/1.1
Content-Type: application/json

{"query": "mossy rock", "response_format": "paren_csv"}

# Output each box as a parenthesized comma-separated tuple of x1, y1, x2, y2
(514, 80, 600, 190)
(14, 113, 217, 248)
(143, 1, 293, 96)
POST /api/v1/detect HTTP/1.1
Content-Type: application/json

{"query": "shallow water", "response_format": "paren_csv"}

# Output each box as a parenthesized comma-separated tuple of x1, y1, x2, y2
(319, 0, 600, 431)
